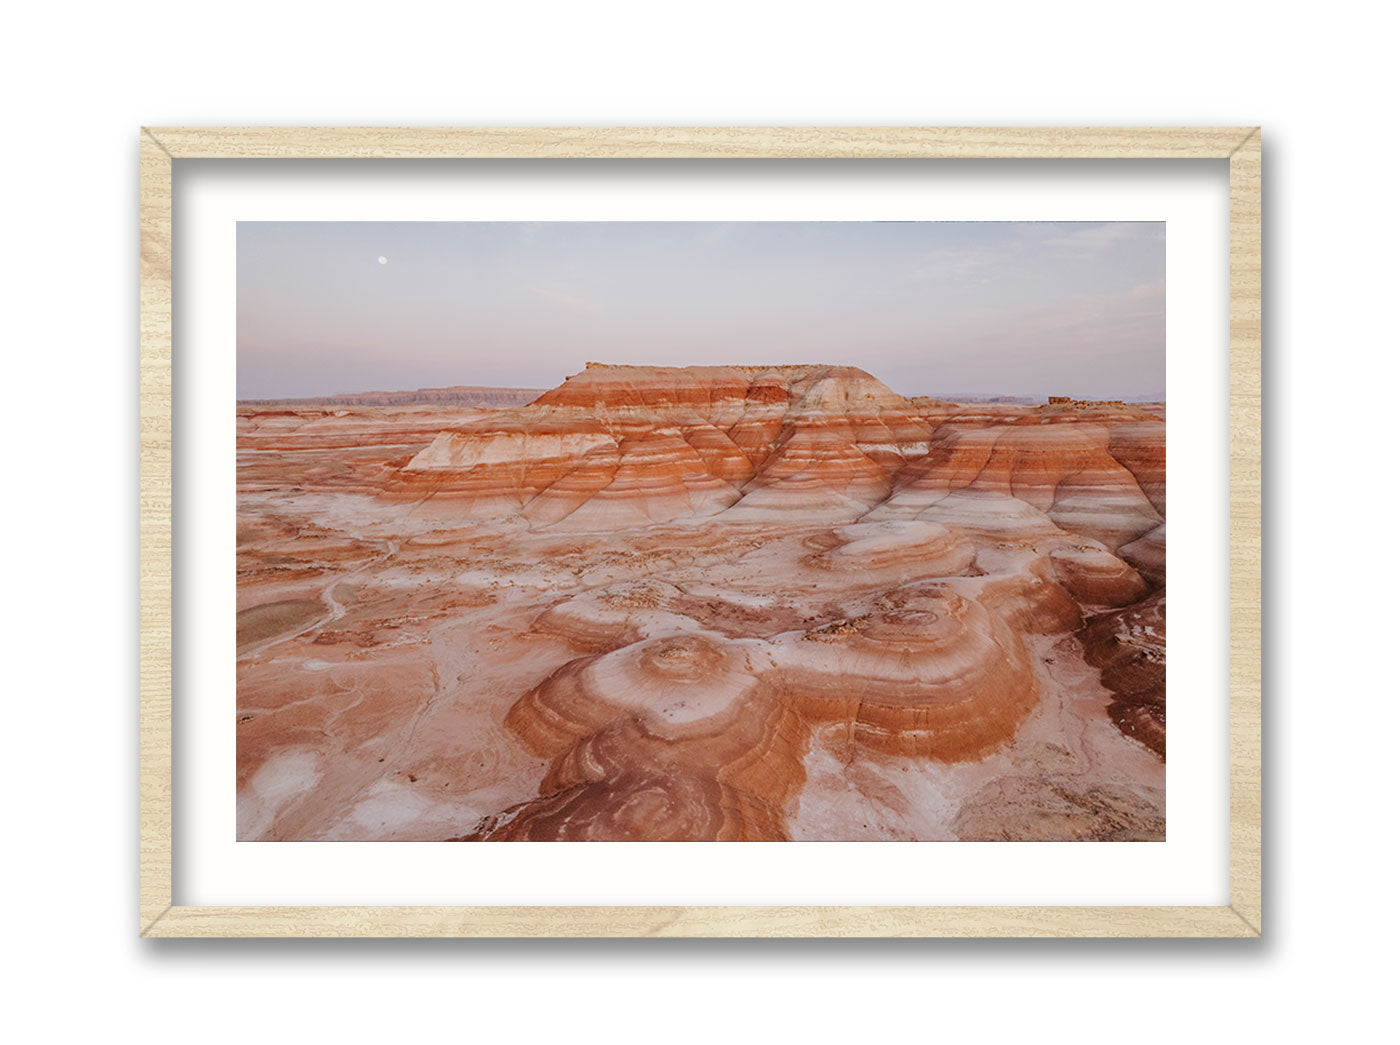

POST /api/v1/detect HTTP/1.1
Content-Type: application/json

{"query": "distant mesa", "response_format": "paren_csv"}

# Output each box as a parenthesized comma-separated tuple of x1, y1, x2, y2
(1047, 396, 1128, 409)
(239, 384, 547, 408)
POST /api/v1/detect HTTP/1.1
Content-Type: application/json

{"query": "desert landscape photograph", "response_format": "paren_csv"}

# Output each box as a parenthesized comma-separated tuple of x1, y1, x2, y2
(236, 220, 1167, 842)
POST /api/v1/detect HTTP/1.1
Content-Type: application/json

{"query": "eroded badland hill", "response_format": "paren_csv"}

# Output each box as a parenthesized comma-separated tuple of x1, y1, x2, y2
(237, 364, 1166, 841)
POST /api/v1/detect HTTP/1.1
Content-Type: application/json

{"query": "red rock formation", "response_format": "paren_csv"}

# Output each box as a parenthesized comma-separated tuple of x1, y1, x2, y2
(1119, 523, 1166, 587)
(1044, 541, 1149, 606)
(1079, 592, 1166, 757)
(394, 365, 936, 527)
(493, 589, 1045, 838)
(806, 520, 976, 580)
(236, 363, 1168, 842)
(769, 596, 1041, 761)
(870, 422, 1163, 550)
(490, 632, 807, 840)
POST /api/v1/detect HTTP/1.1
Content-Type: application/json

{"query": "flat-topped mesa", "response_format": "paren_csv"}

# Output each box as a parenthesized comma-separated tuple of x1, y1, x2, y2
(386, 363, 1165, 543)
(535, 363, 918, 423)
(394, 363, 936, 526)
(583, 360, 859, 377)
(1039, 398, 1157, 424)
(1048, 396, 1126, 408)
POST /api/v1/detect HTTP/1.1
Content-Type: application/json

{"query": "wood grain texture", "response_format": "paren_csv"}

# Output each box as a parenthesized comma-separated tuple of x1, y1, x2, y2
(140, 131, 174, 934)
(138, 125, 1263, 938)
(146, 125, 1254, 160)
(143, 904, 1259, 939)
(1228, 130, 1263, 934)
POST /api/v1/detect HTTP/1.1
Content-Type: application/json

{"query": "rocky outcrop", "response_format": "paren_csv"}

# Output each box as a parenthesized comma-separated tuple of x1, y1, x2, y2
(236, 362, 1168, 842)
(391, 364, 1164, 550)
(867, 423, 1163, 550)
(475, 632, 806, 840)
(1119, 524, 1166, 587)
(483, 584, 1050, 839)
(1047, 396, 1128, 409)
(1079, 592, 1166, 757)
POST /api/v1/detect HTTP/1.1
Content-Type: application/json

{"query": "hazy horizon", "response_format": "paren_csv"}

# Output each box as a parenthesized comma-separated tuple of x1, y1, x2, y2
(238, 221, 1166, 401)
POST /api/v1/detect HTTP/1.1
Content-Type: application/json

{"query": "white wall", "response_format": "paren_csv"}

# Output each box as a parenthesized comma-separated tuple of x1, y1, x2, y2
(4, 2, 1389, 1041)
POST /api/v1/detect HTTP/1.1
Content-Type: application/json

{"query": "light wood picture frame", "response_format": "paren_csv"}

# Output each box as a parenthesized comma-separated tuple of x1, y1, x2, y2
(139, 126, 1261, 938)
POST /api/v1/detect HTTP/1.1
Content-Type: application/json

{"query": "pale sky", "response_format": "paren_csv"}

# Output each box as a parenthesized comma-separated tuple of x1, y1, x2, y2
(237, 221, 1165, 400)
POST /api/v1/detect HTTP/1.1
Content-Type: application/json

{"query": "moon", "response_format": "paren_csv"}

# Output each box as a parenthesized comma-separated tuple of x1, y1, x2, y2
(377, 256, 387, 265)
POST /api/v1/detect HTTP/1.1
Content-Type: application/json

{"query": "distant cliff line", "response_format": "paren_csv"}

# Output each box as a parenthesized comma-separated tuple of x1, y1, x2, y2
(239, 368, 1164, 409)
(239, 385, 548, 408)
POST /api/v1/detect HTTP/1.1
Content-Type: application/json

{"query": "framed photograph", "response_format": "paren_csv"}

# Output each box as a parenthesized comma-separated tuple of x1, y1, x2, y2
(140, 126, 1261, 937)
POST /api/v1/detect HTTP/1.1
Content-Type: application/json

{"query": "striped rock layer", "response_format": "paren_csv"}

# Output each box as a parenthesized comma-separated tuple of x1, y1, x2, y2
(236, 364, 1167, 842)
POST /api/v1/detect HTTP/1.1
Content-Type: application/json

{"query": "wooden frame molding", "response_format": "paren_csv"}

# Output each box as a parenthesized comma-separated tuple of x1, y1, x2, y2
(139, 126, 1262, 938)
